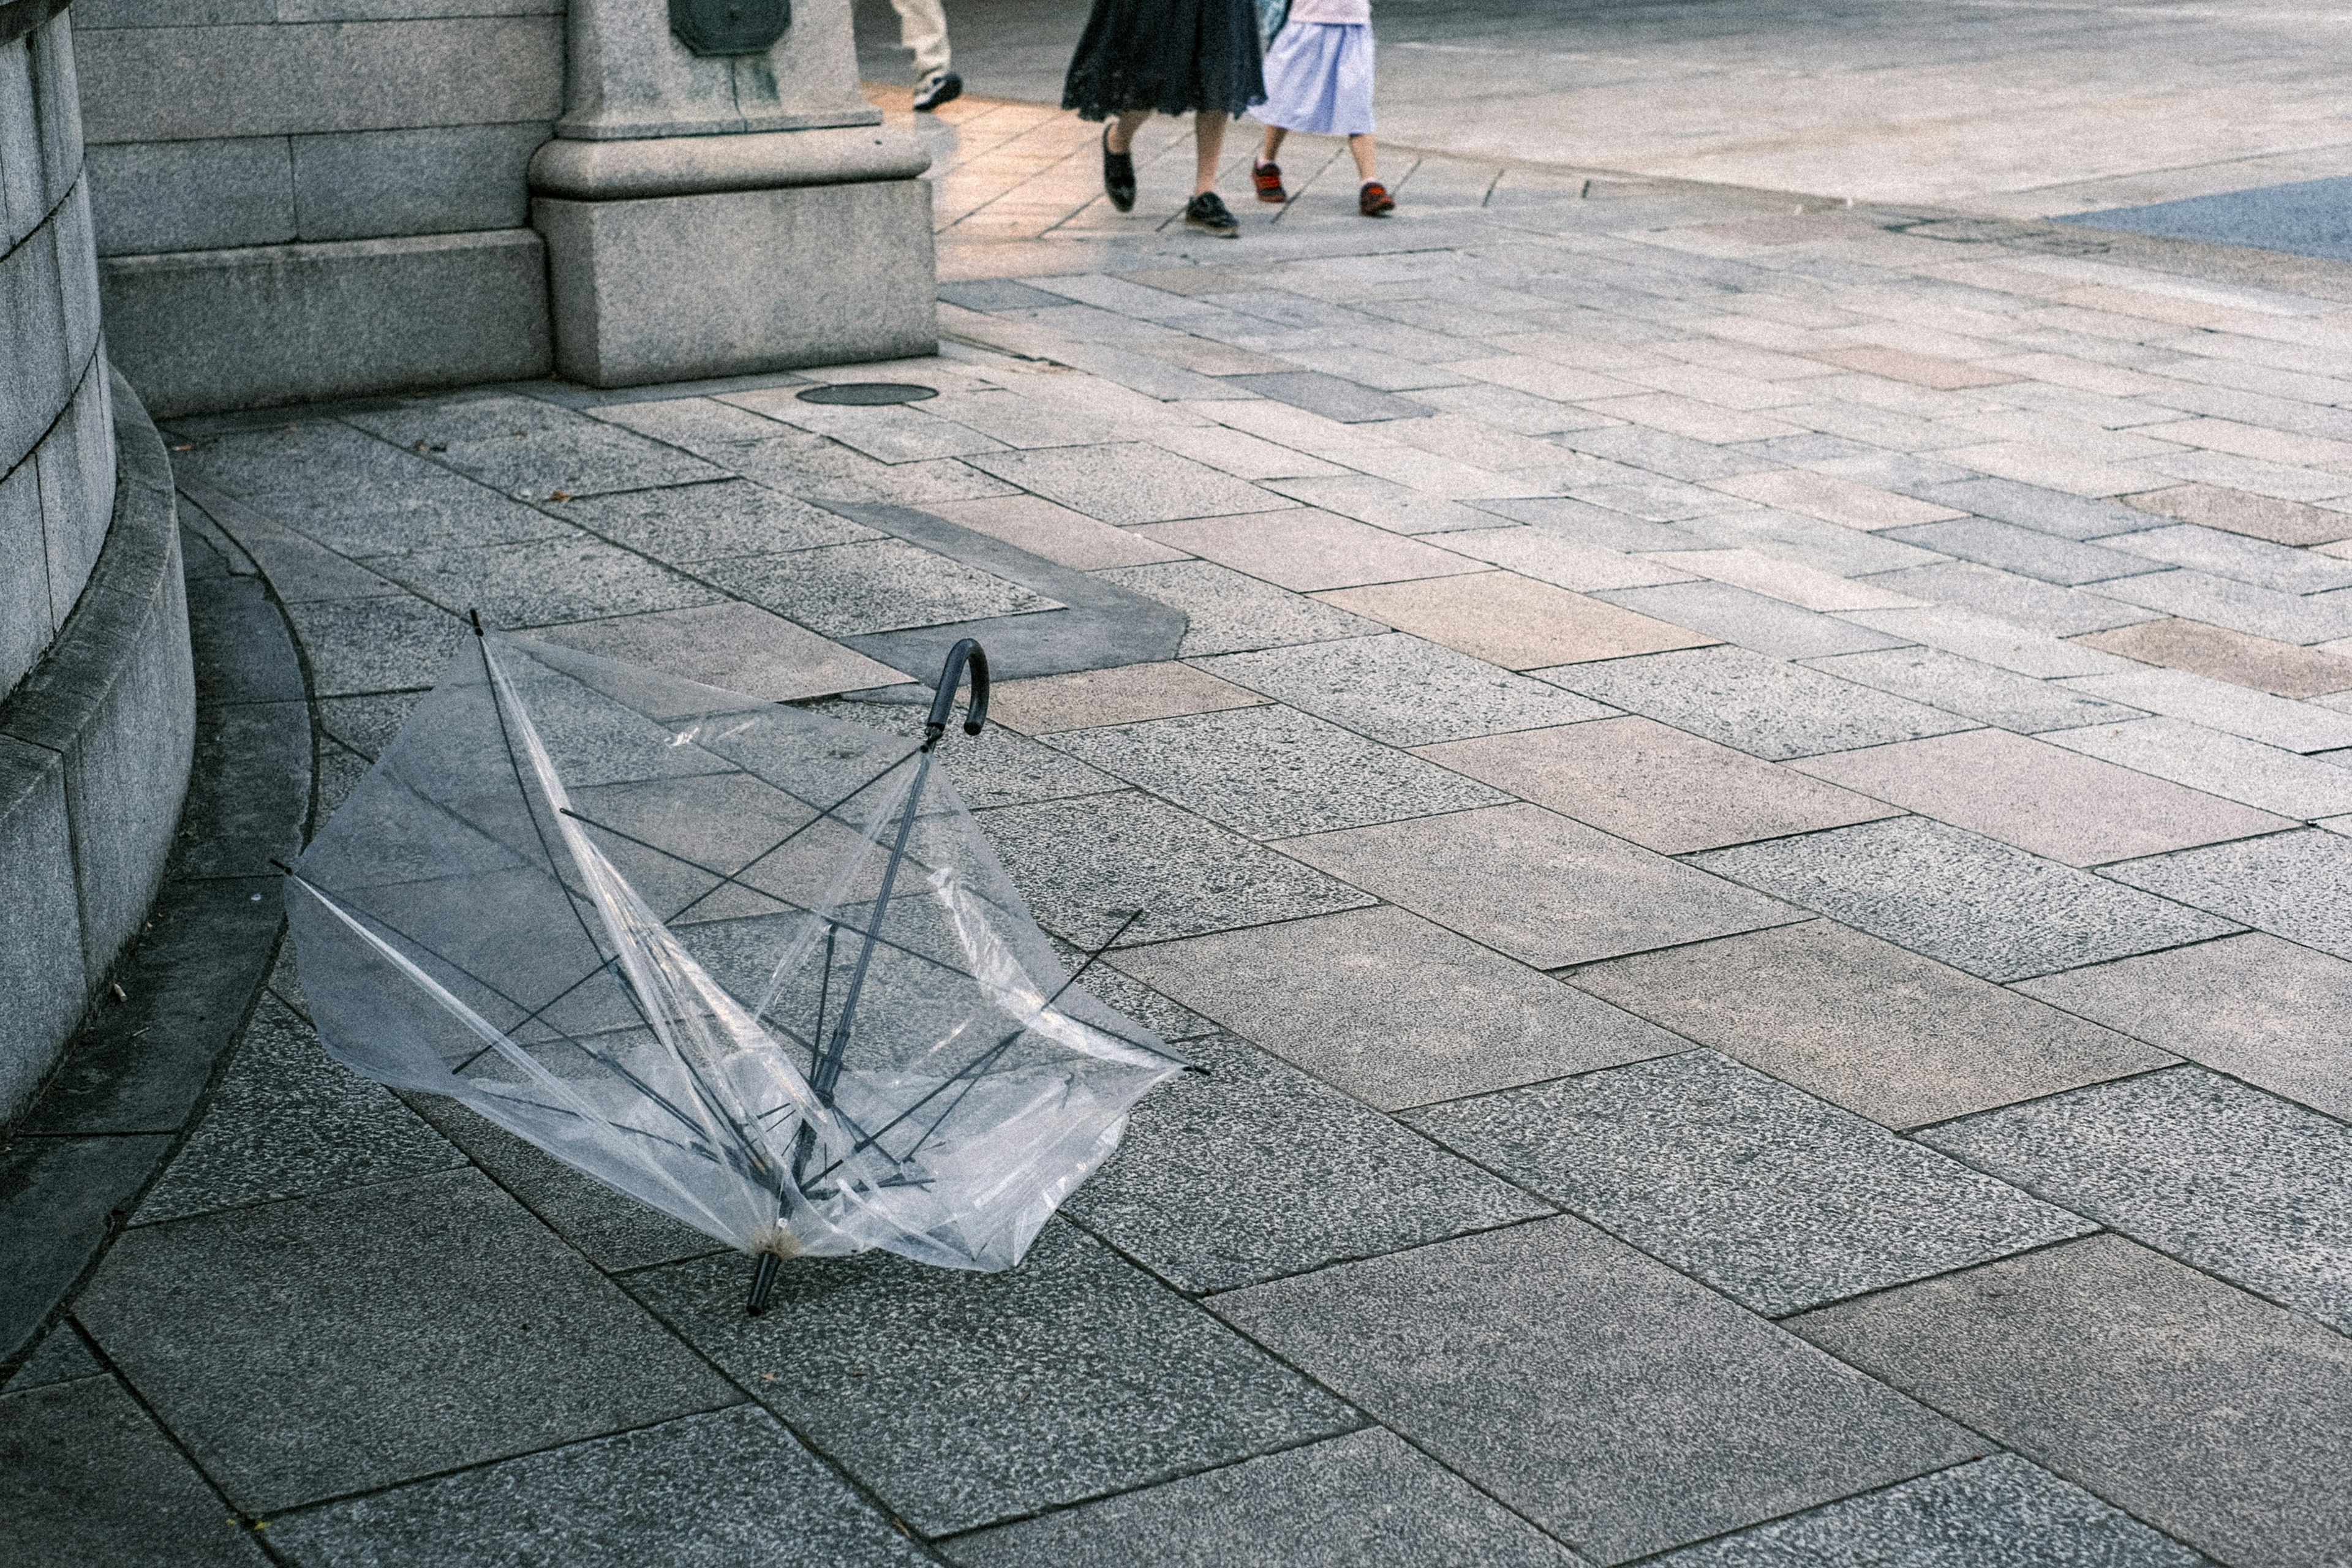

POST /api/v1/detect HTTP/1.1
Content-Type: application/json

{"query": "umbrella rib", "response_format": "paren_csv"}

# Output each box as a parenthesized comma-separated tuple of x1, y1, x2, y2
(450, 955, 621, 1075)
(477, 634, 668, 1048)
(660, 748, 924, 928)
(812, 748, 935, 1107)
(894, 908, 1153, 1163)
(552, 806, 988, 989)
(476, 636, 773, 1174)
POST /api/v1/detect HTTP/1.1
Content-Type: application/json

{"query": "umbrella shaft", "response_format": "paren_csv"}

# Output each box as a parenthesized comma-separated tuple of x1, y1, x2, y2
(812, 749, 933, 1105)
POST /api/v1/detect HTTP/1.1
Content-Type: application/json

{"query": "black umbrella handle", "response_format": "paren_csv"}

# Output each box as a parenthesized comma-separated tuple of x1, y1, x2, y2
(923, 639, 989, 750)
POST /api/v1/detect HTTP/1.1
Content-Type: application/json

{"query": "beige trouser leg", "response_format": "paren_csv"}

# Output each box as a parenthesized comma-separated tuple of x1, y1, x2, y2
(890, 0, 951, 80)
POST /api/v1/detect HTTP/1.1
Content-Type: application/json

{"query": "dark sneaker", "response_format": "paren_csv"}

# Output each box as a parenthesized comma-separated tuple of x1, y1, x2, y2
(1359, 181, 1395, 217)
(1185, 190, 1240, 237)
(1102, 127, 1137, 212)
(913, 70, 962, 111)
(1253, 160, 1287, 203)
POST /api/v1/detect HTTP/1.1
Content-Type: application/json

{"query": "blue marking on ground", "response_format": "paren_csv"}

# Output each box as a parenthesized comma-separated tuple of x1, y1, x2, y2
(2054, 175, 2352, 263)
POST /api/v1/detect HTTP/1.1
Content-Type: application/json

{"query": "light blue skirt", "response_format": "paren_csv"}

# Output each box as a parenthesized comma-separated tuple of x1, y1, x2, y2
(1257, 21, 1374, 137)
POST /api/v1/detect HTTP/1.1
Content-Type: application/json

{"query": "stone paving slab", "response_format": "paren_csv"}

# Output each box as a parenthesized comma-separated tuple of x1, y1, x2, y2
(1317, 574, 1716, 671)
(975, 790, 1378, 949)
(1570, 921, 2172, 1128)
(3, 1327, 101, 1394)
(1862, 561, 2162, 636)
(2015, 933, 2352, 1120)
(2065, 665, 2352, 752)
(1213, 1218, 1985, 1566)
(74, 1169, 742, 1513)
(1096, 560, 1384, 657)
(268, 1408, 929, 1568)
(1430, 524, 1700, 592)
(2102, 827, 2352, 959)
(2092, 566, 2352, 645)
(1271, 474, 1513, 535)
(1788, 1236, 2352, 1568)
(394, 1095, 723, 1274)
(1921, 1067, 2352, 1331)
(1544, 646, 1977, 760)
(528, 601, 913, 703)
(1803, 646, 2146, 733)
(1884, 518, 2170, 587)
(1108, 907, 1684, 1109)
(629, 1223, 1360, 1537)
(1595, 581, 1910, 658)
(967, 444, 1292, 526)
(1044, 705, 1509, 840)
(2, 1377, 273, 1568)
(2043, 715, 2352, 821)
(946, 1428, 1586, 1568)
(1281, 802, 1803, 969)
(1841, 605, 2131, 679)
(1061, 1031, 1551, 1292)
(1788, 727, 2291, 865)
(699, 540, 1060, 638)
(1194, 633, 1609, 747)
(1420, 717, 1901, 855)
(1406, 1050, 2093, 1316)
(132, 995, 464, 1226)
(548, 478, 882, 559)
(2073, 617, 2352, 698)
(1692, 816, 2242, 980)
(1652, 1453, 2212, 1567)
(928, 494, 1188, 570)
(278, 596, 467, 697)
(2125, 482, 2352, 546)
(1133, 510, 1484, 594)
(2108, 522, 2352, 594)
(986, 662, 1267, 733)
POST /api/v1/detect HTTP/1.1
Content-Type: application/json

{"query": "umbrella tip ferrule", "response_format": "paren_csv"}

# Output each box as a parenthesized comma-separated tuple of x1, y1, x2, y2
(468, 608, 485, 637)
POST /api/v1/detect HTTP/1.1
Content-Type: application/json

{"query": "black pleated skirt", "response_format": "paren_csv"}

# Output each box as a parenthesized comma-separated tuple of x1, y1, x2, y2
(1061, 0, 1265, 121)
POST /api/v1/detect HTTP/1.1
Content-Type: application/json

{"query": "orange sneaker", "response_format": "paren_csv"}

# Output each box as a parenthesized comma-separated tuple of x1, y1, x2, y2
(1253, 160, 1287, 203)
(1359, 181, 1395, 217)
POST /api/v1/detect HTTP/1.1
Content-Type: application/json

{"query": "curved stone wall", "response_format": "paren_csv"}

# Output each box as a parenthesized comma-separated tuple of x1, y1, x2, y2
(4, 5, 109, 698)
(1, 2, 194, 1121)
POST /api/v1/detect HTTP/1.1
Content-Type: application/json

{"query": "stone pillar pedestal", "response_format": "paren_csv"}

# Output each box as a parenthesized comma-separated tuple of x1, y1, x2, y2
(531, 0, 937, 387)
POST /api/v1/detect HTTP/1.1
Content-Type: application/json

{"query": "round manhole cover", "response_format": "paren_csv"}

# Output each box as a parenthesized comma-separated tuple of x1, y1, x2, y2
(797, 382, 939, 406)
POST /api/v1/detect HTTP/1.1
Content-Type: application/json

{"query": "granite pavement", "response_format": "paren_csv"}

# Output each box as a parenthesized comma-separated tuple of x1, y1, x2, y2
(10, 77, 2352, 1568)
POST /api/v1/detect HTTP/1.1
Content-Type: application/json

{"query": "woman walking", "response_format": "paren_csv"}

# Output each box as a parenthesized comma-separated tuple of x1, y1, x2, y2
(1252, 0, 1392, 216)
(1062, 0, 1265, 237)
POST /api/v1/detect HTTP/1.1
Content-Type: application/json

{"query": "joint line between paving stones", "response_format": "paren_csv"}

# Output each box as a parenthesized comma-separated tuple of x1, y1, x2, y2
(922, 1419, 1387, 1548)
(63, 1311, 304, 1566)
(599, 1270, 1007, 1558)
(1893, 1126, 2352, 1330)
(2076, 820, 2310, 872)
(1178, 1204, 1982, 1567)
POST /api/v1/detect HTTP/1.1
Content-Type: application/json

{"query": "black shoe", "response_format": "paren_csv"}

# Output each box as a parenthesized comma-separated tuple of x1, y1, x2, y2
(1102, 128, 1136, 212)
(913, 70, 962, 111)
(1184, 190, 1240, 237)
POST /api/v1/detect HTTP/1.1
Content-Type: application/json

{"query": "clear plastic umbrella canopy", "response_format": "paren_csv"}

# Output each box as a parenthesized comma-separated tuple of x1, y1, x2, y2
(285, 628, 1183, 1300)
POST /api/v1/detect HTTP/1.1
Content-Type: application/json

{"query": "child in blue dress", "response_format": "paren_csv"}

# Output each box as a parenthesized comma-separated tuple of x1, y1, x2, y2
(1251, 0, 1392, 216)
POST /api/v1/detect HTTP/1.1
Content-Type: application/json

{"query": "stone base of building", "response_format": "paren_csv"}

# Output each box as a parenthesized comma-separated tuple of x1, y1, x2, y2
(534, 178, 937, 388)
(0, 369, 194, 1121)
(97, 229, 554, 418)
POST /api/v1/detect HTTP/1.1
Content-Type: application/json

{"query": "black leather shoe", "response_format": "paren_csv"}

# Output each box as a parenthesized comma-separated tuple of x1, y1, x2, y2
(913, 70, 962, 111)
(1102, 128, 1137, 212)
(1183, 190, 1240, 237)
